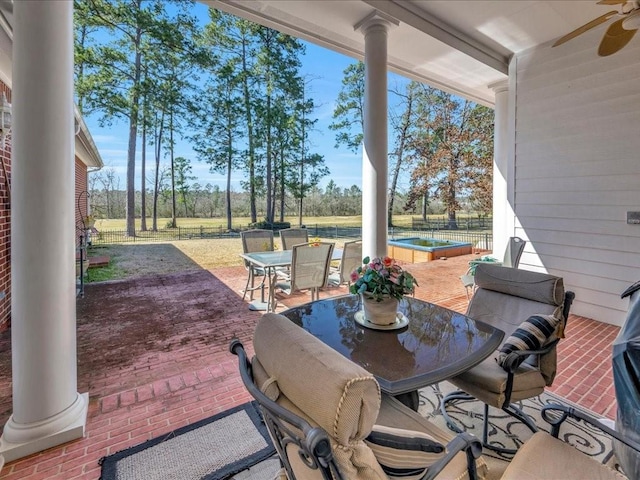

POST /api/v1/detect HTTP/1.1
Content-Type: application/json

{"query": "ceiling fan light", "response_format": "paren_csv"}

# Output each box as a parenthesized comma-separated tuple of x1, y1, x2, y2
(622, 12, 640, 29)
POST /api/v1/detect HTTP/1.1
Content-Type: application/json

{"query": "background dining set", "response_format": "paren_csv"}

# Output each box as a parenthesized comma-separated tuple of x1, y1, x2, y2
(239, 227, 362, 312)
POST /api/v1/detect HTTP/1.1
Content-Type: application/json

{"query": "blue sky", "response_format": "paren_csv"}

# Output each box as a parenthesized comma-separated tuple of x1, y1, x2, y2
(82, 2, 414, 193)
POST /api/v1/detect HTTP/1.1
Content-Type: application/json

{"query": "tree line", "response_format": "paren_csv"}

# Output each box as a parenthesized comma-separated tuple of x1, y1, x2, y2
(75, 0, 493, 233)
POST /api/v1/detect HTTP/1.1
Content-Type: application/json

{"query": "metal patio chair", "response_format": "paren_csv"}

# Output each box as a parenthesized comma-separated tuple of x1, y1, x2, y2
(328, 238, 362, 287)
(279, 227, 309, 251)
(240, 229, 274, 301)
(273, 242, 334, 307)
(230, 313, 485, 480)
(444, 263, 575, 454)
(460, 236, 526, 298)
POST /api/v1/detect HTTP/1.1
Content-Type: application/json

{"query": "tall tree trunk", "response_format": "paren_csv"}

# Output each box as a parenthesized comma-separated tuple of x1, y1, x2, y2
(225, 152, 233, 230)
(241, 38, 257, 223)
(298, 160, 304, 227)
(140, 109, 147, 231)
(279, 147, 285, 223)
(265, 86, 273, 223)
(152, 110, 164, 232)
(421, 191, 428, 221)
(140, 66, 148, 231)
(170, 110, 177, 228)
(388, 90, 414, 227)
(125, 21, 143, 237)
(225, 111, 233, 230)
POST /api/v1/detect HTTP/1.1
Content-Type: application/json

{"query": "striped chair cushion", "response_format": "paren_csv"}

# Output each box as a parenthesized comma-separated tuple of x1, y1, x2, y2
(496, 314, 560, 371)
(364, 425, 445, 479)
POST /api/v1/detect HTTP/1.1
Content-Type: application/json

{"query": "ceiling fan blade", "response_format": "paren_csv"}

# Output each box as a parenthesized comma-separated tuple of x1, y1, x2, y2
(597, 0, 627, 5)
(598, 18, 638, 55)
(553, 11, 618, 47)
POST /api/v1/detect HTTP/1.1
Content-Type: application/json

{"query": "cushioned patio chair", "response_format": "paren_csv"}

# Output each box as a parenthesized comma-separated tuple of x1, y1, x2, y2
(241, 229, 274, 301)
(328, 239, 362, 287)
(501, 402, 638, 479)
(273, 242, 334, 307)
(443, 263, 575, 454)
(460, 237, 526, 298)
(230, 313, 486, 480)
(280, 227, 309, 251)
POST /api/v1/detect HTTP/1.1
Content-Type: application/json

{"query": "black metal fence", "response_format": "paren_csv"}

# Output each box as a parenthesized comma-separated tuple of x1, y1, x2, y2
(91, 224, 492, 251)
(411, 216, 491, 231)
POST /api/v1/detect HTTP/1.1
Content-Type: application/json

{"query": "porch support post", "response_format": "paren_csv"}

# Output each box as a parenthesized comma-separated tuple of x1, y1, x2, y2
(356, 12, 398, 260)
(490, 80, 511, 256)
(0, 1, 88, 463)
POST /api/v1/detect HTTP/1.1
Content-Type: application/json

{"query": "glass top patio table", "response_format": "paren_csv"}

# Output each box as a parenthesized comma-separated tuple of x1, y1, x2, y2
(281, 295, 504, 396)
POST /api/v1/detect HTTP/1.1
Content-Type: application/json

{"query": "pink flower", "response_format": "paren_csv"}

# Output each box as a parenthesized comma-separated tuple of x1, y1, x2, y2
(350, 270, 359, 282)
(383, 256, 394, 267)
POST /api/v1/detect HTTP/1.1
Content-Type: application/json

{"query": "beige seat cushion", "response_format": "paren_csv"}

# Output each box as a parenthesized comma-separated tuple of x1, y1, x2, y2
(253, 313, 385, 479)
(450, 355, 547, 408)
(503, 431, 626, 480)
(376, 394, 488, 480)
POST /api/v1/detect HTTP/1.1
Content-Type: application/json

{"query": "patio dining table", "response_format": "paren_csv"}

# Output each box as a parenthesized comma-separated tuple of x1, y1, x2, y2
(281, 294, 504, 410)
(240, 248, 343, 312)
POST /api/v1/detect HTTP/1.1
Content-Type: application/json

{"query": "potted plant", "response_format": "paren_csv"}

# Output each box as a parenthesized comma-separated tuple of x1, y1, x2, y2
(83, 215, 96, 228)
(349, 256, 417, 325)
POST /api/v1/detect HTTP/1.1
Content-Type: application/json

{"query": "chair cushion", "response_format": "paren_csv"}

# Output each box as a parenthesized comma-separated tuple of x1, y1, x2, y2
(375, 394, 489, 480)
(473, 263, 564, 306)
(251, 357, 280, 401)
(503, 431, 626, 480)
(253, 313, 380, 445)
(450, 355, 546, 408)
(253, 313, 385, 480)
(496, 314, 561, 371)
(365, 425, 445, 480)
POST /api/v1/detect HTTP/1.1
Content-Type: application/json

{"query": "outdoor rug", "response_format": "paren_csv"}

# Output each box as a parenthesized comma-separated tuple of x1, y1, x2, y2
(100, 401, 278, 480)
(100, 385, 619, 480)
(420, 381, 620, 479)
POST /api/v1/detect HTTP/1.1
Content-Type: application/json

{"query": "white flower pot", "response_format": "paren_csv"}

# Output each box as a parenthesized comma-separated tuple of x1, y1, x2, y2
(360, 293, 399, 326)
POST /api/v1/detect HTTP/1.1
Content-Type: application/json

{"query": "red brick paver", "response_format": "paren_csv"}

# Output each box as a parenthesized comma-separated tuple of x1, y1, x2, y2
(0, 254, 621, 478)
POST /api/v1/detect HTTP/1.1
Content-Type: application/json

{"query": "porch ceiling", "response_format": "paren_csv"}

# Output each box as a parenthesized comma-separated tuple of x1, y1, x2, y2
(206, 0, 612, 106)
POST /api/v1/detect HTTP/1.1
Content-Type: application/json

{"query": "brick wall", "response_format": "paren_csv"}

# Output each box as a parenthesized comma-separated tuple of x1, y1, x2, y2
(0, 82, 10, 330)
(0, 83, 90, 332)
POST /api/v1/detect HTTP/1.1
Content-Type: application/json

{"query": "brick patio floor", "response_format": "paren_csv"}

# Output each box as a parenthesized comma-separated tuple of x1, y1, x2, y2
(0, 253, 621, 479)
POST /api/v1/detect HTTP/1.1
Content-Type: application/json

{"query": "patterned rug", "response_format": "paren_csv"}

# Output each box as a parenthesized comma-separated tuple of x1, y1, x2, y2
(100, 402, 277, 480)
(100, 386, 618, 480)
(420, 381, 618, 478)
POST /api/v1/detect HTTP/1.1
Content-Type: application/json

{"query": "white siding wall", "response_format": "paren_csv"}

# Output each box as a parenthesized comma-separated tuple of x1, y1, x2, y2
(513, 31, 640, 326)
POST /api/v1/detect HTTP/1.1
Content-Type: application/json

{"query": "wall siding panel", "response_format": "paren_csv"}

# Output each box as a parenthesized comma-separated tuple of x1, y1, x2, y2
(514, 35, 640, 326)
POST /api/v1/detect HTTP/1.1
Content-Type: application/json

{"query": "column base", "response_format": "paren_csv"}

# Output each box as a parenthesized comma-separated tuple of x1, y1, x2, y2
(0, 392, 88, 464)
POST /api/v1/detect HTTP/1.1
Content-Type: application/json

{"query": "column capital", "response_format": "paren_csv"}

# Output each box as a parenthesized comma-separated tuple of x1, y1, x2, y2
(354, 11, 399, 34)
(489, 79, 509, 94)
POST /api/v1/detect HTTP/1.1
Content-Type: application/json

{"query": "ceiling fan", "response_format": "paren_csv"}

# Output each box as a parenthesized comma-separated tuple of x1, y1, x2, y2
(553, 0, 640, 56)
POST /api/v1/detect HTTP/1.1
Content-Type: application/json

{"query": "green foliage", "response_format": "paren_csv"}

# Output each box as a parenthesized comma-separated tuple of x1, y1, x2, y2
(329, 61, 365, 152)
(250, 221, 291, 230)
(349, 256, 417, 302)
(86, 262, 126, 283)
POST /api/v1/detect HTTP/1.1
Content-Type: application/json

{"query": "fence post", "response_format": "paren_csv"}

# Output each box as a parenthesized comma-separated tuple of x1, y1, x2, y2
(178, 227, 181, 240)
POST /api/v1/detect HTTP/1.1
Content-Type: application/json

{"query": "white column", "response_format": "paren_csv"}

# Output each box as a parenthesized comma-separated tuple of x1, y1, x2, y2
(0, 1, 87, 463)
(490, 80, 512, 257)
(355, 13, 398, 260)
